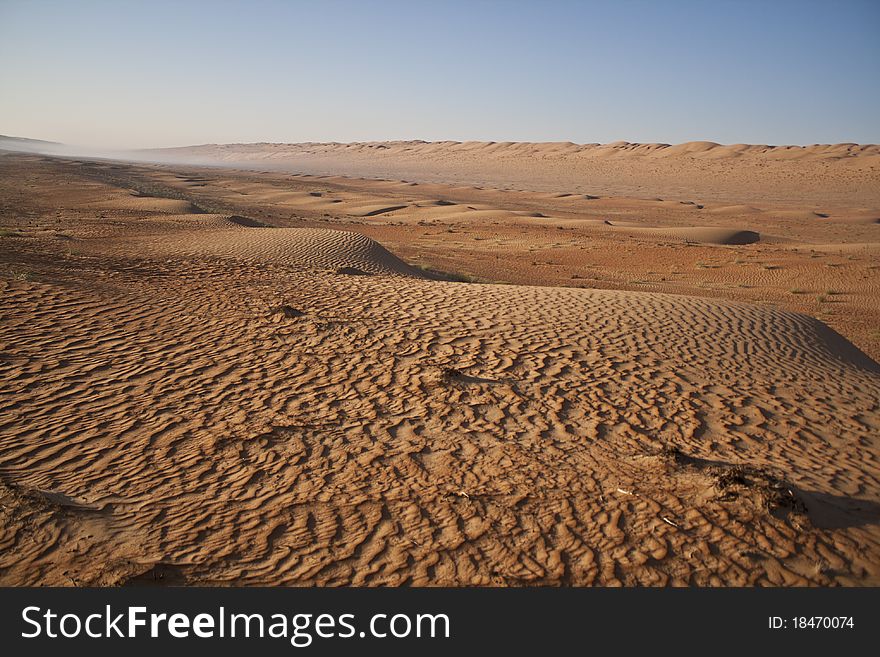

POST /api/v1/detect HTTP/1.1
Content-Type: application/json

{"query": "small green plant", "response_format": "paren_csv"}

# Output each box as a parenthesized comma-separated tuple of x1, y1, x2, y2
(817, 294, 827, 304)
(790, 288, 806, 294)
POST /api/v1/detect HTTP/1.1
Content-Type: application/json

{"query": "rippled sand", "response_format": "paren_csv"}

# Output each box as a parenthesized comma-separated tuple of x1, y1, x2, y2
(1, 151, 878, 586)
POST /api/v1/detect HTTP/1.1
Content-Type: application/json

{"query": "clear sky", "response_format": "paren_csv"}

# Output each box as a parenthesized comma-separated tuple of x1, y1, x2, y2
(1, 0, 878, 148)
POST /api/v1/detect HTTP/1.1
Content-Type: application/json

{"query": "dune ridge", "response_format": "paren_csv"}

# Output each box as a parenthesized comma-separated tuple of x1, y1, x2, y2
(138, 139, 880, 207)
(153, 139, 880, 160)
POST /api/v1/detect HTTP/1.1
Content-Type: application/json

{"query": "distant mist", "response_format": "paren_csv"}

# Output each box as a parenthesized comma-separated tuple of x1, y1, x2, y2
(0, 134, 233, 169)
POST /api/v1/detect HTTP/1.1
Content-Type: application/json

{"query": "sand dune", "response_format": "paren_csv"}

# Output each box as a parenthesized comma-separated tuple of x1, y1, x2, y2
(146, 140, 880, 206)
(38, 155, 880, 359)
(600, 225, 761, 245)
(148, 227, 425, 276)
(3, 246, 879, 586)
(1, 152, 879, 587)
(156, 139, 880, 161)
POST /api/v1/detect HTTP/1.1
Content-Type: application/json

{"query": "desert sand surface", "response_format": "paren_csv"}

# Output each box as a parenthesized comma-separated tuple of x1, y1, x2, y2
(1, 146, 879, 586)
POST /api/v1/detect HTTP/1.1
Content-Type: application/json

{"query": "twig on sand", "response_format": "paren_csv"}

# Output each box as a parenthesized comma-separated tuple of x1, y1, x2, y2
(661, 516, 680, 528)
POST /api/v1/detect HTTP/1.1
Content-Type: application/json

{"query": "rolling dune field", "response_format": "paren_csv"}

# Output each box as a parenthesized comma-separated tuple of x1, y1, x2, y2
(1, 145, 879, 586)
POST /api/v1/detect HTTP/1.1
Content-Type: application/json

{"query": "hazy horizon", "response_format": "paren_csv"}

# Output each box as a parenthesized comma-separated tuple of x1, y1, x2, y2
(2, 0, 879, 149)
(3, 132, 880, 152)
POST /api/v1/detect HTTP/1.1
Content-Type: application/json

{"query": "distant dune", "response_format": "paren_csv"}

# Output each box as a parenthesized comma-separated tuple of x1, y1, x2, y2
(4, 135, 877, 205)
(143, 140, 880, 206)
(151, 139, 880, 160)
(0, 134, 62, 154)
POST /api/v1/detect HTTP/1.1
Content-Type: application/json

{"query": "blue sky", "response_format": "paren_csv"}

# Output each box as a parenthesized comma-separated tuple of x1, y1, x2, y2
(1, 0, 878, 148)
